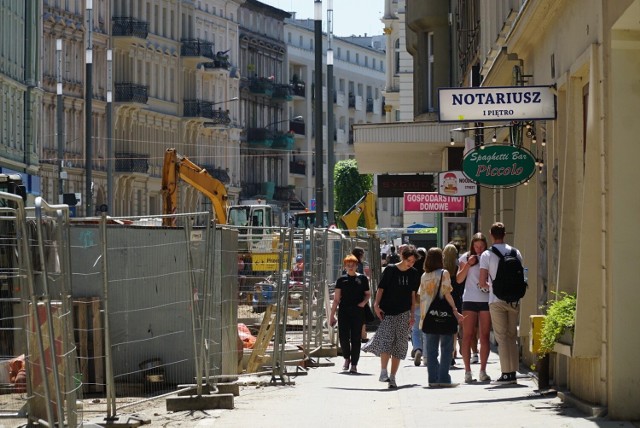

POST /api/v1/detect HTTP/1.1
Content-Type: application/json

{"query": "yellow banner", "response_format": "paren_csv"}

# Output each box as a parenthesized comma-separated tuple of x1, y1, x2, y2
(252, 253, 287, 272)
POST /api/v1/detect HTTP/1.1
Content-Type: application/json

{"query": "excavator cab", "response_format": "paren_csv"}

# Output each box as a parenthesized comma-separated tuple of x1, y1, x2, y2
(228, 204, 274, 252)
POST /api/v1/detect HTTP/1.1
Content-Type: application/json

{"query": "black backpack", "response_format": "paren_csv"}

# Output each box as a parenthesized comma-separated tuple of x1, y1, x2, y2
(490, 247, 527, 303)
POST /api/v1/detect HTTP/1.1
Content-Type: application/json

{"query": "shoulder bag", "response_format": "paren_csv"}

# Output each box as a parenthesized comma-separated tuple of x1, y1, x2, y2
(421, 270, 458, 335)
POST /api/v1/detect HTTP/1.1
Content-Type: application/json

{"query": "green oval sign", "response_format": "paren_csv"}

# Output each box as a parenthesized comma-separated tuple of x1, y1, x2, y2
(462, 145, 536, 187)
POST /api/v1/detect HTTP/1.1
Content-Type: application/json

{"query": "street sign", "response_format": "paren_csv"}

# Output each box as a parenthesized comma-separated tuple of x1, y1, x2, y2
(403, 192, 465, 212)
(438, 85, 557, 122)
(437, 170, 478, 196)
(462, 145, 536, 188)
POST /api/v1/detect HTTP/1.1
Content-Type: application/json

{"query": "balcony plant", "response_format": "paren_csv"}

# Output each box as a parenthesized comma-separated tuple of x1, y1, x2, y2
(539, 291, 576, 354)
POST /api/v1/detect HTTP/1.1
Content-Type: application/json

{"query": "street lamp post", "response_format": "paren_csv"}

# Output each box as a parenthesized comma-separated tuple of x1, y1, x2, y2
(314, 0, 323, 227)
(326, 0, 335, 226)
(85, 0, 93, 216)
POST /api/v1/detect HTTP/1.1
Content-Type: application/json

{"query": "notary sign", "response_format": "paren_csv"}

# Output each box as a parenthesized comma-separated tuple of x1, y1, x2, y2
(404, 192, 465, 213)
(437, 171, 478, 196)
(438, 85, 557, 122)
(462, 145, 536, 188)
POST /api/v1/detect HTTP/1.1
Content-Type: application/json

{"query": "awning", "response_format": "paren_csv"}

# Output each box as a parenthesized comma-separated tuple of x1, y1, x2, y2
(352, 121, 461, 174)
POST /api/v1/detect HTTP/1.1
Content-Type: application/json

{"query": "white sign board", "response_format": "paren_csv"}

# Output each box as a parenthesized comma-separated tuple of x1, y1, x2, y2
(437, 170, 477, 196)
(438, 85, 557, 122)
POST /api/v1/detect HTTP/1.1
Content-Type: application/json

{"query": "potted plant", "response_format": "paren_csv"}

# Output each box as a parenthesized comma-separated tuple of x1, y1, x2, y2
(538, 291, 577, 355)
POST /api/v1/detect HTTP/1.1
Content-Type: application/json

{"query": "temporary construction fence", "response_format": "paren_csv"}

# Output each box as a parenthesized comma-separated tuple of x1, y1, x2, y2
(0, 190, 382, 426)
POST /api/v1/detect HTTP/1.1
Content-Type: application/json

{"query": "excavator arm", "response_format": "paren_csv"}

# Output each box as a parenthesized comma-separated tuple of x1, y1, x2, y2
(161, 148, 229, 226)
(340, 191, 377, 237)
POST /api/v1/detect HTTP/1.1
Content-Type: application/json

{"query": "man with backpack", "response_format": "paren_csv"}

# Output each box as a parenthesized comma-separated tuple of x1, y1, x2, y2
(478, 222, 526, 385)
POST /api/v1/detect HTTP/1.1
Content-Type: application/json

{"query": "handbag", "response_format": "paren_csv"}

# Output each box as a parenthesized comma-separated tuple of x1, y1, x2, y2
(363, 303, 375, 324)
(421, 270, 458, 335)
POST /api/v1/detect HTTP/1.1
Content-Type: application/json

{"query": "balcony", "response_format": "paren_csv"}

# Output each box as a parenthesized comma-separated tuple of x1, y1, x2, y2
(289, 160, 306, 175)
(181, 39, 215, 60)
(183, 100, 231, 125)
(202, 57, 230, 71)
(272, 84, 293, 101)
(289, 120, 305, 135)
(291, 81, 306, 98)
(115, 152, 149, 173)
(348, 93, 356, 109)
(115, 83, 148, 104)
(366, 97, 374, 113)
(202, 165, 230, 184)
(112, 17, 149, 39)
(272, 132, 295, 150)
(248, 77, 274, 96)
(246, 128, 274, 148)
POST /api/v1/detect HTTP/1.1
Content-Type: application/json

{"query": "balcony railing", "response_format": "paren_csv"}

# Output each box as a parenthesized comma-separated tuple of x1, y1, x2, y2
(202, 165, 230, 184)
(246, 128, 274, 148)
(272, 84, 293, 101)
(366, 97, 374, 113)
(248, 77, 274, 96)
(112, 17, 149, 38)
(289, 160, 306, 175)
(115, 152, 149, 173)
(348, 93, 356, 109)
(272, 132, 295, 150)
(115, 83, 148, 103)
(289, 120, 305, 135)
(292, 81, 306, 97)
(181, 39, 215, 60)
(183, 100, 231, 124)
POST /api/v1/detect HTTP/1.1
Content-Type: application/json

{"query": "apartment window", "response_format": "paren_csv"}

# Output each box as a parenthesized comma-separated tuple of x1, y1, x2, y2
(372, 58, 376, 69)
(365, 56, 368, 67)
(310, 38, 313, 50)
(337, 47, 341, 59)
(299, 35, 303, 47)
(339, 78, 345, 92)
(346, 50, 350, 61)
(355, 53, 359, 64)
(288, 32, 291, 43)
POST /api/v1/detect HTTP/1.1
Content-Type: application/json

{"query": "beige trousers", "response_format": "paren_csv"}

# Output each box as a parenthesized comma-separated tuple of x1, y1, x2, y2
(489, 300, 520, 373)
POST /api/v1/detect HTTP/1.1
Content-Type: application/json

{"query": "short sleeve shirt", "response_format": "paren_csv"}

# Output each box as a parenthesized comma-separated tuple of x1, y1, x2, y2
(335, 274, 370, 309)
(378, 264, 420, 315)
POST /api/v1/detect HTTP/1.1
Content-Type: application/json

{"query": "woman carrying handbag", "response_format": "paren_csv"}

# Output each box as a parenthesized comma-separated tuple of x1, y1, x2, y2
(418, 247, 464, 387)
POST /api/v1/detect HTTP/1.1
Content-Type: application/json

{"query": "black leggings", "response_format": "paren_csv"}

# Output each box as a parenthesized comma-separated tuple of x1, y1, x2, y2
(338, 306, 365, 365)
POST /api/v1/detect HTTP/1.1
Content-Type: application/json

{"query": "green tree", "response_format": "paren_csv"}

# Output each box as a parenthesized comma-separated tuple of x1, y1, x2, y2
(334, 159, 373, 227)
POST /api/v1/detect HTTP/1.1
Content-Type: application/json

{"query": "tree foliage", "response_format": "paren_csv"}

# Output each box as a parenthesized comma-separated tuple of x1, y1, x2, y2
(334, 159, 373, 226)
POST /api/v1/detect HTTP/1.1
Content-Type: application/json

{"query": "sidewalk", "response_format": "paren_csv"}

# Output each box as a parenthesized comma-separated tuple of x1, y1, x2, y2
(189, 346, 637, 428)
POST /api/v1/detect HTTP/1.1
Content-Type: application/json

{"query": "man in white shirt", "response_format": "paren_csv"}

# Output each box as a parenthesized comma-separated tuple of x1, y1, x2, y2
(478, 222, 523, 385)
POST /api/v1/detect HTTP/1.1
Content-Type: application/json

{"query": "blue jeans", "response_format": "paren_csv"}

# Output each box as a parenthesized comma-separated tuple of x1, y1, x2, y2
(411, 306, 424, 352)
(426, 333, 454, 384)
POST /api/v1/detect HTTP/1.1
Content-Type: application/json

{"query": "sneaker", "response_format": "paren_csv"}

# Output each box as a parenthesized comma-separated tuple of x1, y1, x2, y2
(388, 377, 397, 389)
(410, 349, 416, 358)
(439, 382, 459, 388)
(414, 350, 422, 366)
(479, 371, 491, 382)
(379, 371, 390, 382)
(428, 383, 442, 388)
(471, 353, 479, 364)
(464, 371, 475, 383)
(491, 373, 517, 385)
(349, 365, 358, 374)
(342, 359, 350, 371)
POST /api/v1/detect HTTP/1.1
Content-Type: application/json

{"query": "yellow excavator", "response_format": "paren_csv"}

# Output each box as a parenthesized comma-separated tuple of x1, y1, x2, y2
(340, 191, 377, 237)
(161, 148, 280, 273)
(161, 148, 229, 226)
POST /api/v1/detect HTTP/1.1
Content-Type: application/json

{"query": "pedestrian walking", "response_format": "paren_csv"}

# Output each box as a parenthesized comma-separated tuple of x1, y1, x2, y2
(330, 254, 371, 374)
(479, 222, 524, 385)
(363, 245, 420, 388)
(350, 246, 374, 342)
(457, 232, 492, 383)
(419, 247, 464, 387)
(443, 243, 463, 368)
(410, 247, 427, 366)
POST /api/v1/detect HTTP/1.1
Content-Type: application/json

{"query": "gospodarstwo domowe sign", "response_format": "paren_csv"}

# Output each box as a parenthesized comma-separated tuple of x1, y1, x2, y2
(462, 145, 536, 188)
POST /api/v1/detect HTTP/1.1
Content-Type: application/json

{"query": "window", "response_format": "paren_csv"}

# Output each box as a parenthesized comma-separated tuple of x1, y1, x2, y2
(337, 47, 341, 59)
(346, 50, 350, 61)
(372, 58, 376, 69)
(288, 32, 291, 43)
(355, 53, 359, 64)
(299, 35, 303, 47)
(365, 56, 368, 67)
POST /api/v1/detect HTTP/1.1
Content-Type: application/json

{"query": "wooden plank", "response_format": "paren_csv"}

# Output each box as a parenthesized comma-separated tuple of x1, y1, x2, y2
(91, 298, 104, 393)
(75, 299, 89, 392)
(246, 305, 277, 373)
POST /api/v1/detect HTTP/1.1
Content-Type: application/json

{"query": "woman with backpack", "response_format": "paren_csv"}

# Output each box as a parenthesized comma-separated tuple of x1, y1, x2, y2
(456, 232, 492, 383)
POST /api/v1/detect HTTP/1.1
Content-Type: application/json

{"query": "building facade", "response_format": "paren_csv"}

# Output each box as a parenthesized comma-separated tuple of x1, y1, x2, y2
(285, 18, 386, 213)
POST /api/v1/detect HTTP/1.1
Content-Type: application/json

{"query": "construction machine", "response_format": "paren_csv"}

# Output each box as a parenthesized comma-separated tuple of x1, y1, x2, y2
(340, 191, 377, 237)
(161, 148, 280, 273)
